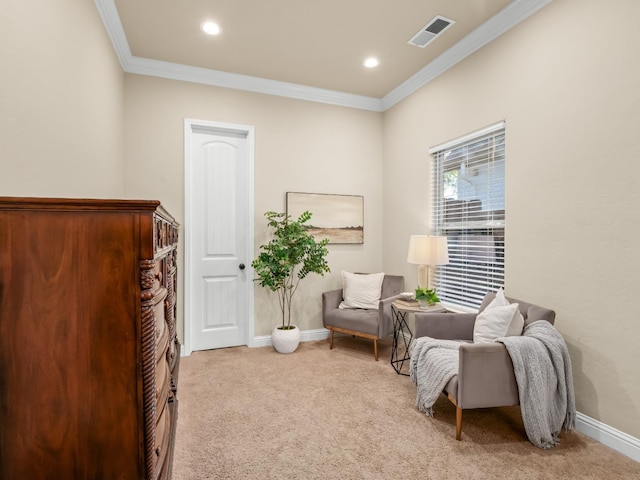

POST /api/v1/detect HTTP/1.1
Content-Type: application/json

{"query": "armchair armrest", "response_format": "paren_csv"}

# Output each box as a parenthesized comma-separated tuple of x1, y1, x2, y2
(380, 293, 402, 307)
(456, 342, 519, 409)
(322, 289, 343, 317)
(414, 312, 476, 341)
(378, 293, 402, 338)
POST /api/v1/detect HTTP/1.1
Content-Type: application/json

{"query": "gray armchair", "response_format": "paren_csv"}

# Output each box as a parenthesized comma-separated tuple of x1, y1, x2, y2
(322, 274, 404, 360)
(413, 292, 556, 440)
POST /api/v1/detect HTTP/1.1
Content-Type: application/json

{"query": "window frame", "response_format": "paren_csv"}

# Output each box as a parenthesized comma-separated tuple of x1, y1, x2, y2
(429, 122, 506, 311)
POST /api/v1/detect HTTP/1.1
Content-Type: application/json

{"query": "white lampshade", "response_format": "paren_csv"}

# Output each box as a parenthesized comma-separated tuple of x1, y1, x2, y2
(406, 235, 449, 266)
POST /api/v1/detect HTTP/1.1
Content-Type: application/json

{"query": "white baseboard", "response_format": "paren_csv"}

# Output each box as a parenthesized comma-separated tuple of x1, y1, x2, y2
(180, 328, 329, 355)
(575, 412, 640, 463)
(250, 328, 330, 348)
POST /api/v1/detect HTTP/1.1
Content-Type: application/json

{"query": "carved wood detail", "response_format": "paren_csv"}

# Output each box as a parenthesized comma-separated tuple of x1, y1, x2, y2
(140, 259, 158, 480)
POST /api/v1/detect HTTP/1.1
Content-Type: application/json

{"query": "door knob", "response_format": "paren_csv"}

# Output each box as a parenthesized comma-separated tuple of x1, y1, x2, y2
(239, 263, 245, 270)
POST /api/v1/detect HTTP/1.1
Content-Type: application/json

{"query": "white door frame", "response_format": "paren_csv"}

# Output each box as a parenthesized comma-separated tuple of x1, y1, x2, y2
(183, 118, 255, 356)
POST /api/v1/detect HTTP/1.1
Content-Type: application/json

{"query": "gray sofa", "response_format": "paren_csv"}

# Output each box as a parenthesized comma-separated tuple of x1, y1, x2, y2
(414, 292, 556, 440)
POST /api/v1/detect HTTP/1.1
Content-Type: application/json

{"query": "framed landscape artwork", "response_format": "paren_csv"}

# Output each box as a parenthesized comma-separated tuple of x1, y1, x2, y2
(286, 192, 364, 244)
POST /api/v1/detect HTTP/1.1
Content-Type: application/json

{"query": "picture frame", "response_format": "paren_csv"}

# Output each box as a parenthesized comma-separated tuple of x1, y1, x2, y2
(286, 192, 364, 244)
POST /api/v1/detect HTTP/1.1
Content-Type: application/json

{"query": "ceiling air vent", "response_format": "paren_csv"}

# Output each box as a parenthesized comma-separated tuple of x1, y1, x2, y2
(407, 15, 455, 48)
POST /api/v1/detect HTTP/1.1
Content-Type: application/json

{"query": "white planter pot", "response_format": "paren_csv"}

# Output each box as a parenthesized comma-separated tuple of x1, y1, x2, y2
(271, 325, 301, 354)
(418, 299, 438, 310)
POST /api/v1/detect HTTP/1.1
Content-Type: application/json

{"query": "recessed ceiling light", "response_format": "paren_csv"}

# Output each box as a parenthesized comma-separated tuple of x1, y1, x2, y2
(201, 21, 221, 35)
(363, 57, 379, 68)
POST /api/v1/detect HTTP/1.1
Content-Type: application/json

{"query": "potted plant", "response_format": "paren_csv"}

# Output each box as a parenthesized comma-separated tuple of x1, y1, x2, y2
(251, 210, 330, 353)
(414, 286, 440, 310)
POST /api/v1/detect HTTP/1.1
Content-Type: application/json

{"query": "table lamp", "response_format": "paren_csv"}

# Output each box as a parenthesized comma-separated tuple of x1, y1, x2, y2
(406, 235, 449, 288)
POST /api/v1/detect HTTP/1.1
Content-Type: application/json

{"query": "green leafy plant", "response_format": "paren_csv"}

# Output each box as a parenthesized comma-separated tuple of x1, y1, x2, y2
(251, 211, 330, 330)
(414, 286, 440, 305)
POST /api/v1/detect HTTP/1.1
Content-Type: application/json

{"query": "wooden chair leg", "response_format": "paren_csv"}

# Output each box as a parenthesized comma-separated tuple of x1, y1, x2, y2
(329, 329, 334, 350)
(455, 406, 462, 441)
(373, 339, 378, 361)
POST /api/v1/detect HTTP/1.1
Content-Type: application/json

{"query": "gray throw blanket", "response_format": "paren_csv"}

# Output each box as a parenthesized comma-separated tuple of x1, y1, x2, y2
(409, 321, 576, 449)
(498, 320, 576, 448)
(409, 338, 461, 416)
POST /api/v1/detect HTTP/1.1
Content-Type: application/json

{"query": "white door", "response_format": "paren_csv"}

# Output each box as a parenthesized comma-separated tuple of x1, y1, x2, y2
(185, 120, 254, 353)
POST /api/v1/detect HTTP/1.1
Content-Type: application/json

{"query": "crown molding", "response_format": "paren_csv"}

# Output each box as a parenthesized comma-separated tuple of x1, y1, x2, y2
(125, 56, 384, 112)
(95, 0, 552, 113)
(382, 0, 553, 110)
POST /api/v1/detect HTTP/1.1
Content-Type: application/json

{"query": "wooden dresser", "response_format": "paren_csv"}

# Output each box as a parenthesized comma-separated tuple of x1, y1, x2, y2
(0, 197, 180, 479)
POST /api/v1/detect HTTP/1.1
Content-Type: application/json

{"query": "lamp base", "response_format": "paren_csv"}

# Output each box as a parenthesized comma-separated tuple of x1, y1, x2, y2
(417, 264, 431, 289)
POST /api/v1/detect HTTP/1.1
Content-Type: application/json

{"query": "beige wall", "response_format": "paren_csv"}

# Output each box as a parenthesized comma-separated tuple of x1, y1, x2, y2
(0, 0, 125, 197)
(123, 74, 385, 338)
(3, 0, 638, 445)
(383, 0, 640, 438)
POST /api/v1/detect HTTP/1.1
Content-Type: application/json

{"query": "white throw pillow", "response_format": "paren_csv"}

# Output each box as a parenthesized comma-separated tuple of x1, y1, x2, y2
(488, 287, 509, 308)
(473, 303, 520, 343)
(484, 288, 525, 337)
(506, 307, 525, 336)
(338, 271, 385, 310)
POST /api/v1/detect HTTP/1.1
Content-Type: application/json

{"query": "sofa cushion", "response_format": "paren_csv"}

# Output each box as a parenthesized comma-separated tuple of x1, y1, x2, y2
(338, 271, 384, 309)
(324, 308, 380, 336)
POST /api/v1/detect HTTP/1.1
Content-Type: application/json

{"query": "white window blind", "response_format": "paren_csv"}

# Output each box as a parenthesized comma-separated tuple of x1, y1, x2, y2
(429, 122, 505, 309)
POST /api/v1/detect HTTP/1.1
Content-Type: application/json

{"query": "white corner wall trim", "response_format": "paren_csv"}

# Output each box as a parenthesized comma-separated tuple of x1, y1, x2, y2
(576, 412, 640, 463)
(381, 0, 554, 110)
(93, 0, 131, 68)
(94, 0, 552, 112)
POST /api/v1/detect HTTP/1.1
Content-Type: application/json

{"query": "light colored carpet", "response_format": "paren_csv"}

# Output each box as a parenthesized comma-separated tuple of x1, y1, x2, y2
(173, 336, 640, 479)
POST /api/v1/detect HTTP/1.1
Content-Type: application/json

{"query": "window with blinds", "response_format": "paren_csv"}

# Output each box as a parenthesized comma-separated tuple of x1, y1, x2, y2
(429, 122, 505, 310)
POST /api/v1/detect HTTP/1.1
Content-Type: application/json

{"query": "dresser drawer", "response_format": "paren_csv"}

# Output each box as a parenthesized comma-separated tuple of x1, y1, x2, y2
(154, 398, 172, 480)
(156, 318, 170, 364)
(167, 336, 178, 372)
(156, 356, 171, 412)
(152, 259, 164, 291)
(153, 289, 169, 360)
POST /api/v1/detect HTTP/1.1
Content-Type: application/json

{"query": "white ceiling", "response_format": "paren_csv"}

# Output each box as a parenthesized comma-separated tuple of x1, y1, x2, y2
(96, 0, 552, 111)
